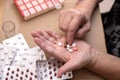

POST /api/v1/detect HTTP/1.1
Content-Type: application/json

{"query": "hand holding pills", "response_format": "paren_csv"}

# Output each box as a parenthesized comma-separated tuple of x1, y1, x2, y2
(57, 41, 78, 53)
(31, 30, 94, 78)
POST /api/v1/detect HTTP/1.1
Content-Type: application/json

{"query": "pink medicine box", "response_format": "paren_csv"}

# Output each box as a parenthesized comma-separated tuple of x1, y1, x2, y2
(14, 0, 64, 20)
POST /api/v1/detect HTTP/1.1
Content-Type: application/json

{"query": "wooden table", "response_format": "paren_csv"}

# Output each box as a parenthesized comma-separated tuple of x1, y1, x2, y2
(0, 0, 106, 80)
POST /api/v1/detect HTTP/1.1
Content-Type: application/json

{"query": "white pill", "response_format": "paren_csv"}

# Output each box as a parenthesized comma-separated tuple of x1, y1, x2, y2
(57, 42, 63, 47)
(59, 0, 64, 2)
(72, 42, 77, 47)
(66, 44, 70, 48)
(68, 49, 73, 53)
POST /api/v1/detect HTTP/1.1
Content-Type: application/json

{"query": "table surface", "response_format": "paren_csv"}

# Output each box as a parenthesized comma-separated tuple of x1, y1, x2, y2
(0, 0, 107, 80)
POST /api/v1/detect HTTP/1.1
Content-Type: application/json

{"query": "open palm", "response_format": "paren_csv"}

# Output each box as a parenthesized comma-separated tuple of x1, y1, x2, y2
(31, 30, 93, 77)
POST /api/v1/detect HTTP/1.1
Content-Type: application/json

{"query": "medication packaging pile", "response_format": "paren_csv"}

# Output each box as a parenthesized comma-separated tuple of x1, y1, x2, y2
(14, 0, 64, 20)
(0, 33, 73, 80)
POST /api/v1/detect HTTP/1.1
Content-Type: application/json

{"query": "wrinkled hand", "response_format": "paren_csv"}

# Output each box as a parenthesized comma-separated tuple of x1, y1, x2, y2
(59, 8, 91, 44)
(31, 30, 94, 78)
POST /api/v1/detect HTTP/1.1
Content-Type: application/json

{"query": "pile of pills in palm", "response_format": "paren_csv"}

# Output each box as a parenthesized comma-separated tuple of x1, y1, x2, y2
(65, 42, 78, 53)
(57, 42, 78, 53)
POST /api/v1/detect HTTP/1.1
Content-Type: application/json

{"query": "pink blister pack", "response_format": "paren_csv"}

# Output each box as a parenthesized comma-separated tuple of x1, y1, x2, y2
(14, 0, 64, 20)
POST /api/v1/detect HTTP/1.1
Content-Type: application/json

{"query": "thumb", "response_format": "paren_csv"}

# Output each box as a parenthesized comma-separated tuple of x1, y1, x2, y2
(57, 60, 75, 78)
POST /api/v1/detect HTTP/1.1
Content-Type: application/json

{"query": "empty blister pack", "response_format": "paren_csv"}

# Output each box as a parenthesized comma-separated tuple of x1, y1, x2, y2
(36, 59, 73, 80)
(2, 66, 37, 80)
(14, 0, 64, 20)
(12, 47, 47, 68)
(0, 44, 17, 77)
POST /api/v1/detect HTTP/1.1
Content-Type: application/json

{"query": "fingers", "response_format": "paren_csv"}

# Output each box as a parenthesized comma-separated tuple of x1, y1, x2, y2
(62, 14, 73, 32)
(76, 23, 90, 37)
(31, 30, 42, 38)
(59, 9, 88, 44)
(42, 31, 57, 43)
(45, 30, 67, 46)
(45, 30, 61, 40)
(32, 30, 56, 43)
(33, 35, 55, 54)
(59, 10, 68, 31)
(34, 38, 48, 51)
(67, 15, 82, 44)
(31, 30, 56, 53)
